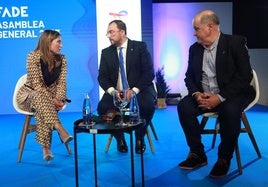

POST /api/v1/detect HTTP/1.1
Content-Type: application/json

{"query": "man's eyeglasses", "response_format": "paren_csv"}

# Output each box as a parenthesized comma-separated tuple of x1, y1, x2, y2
(106, 30, 120, 37)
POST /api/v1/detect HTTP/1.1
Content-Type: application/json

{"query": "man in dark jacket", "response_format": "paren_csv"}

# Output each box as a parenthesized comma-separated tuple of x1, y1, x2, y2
(177, 10, 255, 178)
(97, 20, 156, 154)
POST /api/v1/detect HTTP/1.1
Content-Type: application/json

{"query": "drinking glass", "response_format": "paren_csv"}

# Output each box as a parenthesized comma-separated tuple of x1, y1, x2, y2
(113, 90, 128, 127)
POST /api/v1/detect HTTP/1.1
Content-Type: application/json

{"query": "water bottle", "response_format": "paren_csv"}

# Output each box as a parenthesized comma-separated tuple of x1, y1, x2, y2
(82, 92, 92, 125)
(129, 91, 140, 124)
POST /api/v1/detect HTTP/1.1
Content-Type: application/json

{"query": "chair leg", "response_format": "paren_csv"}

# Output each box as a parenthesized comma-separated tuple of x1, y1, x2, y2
(146, 128, 155, 153)
(17, 115, 32, 163)
(200, 116, 218, 149)
(241, 113, 261, 157)
(105, 134, 113, 153)
(211, 119, 219, 149)
(234, 144, 243, 174)
(149, 121, 158, 140)
(200, 116, 209, 129)
(201, 112, 261, 175)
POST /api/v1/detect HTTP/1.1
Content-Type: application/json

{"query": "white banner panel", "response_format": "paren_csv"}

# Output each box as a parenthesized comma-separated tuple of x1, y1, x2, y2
(96, 0, 141, 98)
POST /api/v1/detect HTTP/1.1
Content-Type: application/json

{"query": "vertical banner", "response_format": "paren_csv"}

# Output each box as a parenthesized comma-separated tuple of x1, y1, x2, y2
(96, 0, 141, 98)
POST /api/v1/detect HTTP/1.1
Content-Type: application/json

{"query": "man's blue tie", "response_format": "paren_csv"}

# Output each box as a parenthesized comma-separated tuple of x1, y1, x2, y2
(119, 47, 128, 89)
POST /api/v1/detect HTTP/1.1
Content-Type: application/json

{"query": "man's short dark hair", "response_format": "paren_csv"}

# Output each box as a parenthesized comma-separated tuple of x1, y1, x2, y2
(109, 20, 127, 35)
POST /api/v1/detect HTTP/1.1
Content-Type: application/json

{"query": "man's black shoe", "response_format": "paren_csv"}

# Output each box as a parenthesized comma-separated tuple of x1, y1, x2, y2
(117, 139, 128, 153)
(135, 140, 146, 154)
(179, 152, 208, 170)
(209, 159, 230, 178)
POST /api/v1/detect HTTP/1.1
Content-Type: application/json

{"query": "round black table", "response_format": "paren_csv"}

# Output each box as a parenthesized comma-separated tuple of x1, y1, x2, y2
(73, 117, 145, 187)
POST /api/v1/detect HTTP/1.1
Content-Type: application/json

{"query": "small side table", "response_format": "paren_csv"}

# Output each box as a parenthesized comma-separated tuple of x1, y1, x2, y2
(73, 117, 145, 187)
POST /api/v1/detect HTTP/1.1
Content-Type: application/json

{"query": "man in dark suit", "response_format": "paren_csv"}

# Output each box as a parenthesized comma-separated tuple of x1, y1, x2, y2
(177, 10, 255, 178)
(97, 20, 156, 154)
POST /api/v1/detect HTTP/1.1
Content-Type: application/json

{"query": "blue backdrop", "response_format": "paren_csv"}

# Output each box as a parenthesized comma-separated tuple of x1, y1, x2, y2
(0, 1, 232, 115)
(0, 0, 153, 115)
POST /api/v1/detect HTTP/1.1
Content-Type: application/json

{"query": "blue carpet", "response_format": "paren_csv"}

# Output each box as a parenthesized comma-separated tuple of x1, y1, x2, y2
(0, 104, 267, 187)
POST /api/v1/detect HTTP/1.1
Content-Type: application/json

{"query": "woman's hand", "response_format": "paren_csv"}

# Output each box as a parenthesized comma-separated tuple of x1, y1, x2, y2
(53, 98, 64, 111)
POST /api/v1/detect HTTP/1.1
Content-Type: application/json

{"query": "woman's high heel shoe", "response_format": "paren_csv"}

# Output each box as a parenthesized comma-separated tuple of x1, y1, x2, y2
(43, 146, 54, 163)
(54, 123, 73, 143)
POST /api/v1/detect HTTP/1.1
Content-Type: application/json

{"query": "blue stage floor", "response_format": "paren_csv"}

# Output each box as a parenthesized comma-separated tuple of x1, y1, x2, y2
(0, 104, 267, 187)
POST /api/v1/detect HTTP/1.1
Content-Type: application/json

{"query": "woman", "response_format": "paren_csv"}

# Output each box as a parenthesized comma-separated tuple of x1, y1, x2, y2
(16, 30, 73, 163)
